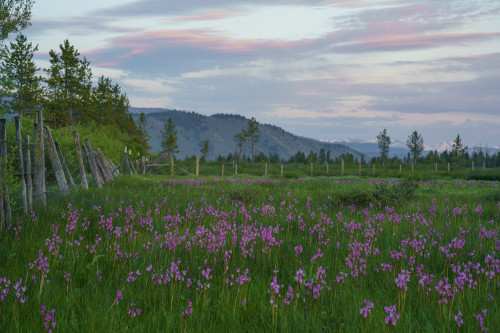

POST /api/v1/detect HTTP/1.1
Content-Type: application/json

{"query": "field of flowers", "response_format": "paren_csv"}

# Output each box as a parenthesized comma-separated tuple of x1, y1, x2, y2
(0, 176, 499, 331)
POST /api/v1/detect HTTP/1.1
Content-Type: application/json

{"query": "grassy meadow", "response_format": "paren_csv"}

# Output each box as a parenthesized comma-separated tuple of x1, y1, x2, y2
(0, 174, 499, 331)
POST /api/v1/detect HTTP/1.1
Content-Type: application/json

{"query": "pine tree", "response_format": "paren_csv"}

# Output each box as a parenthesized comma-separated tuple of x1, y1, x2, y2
(0, 33, 42, 117)
(451, 134, 467, 168)
(161, 117, 179, 160)
(406, 131, 424, 165)
(200, 139, 210, 161)
(44, 39, 92, 126)
(0, 0, 34, 41)
(243, 117, 260, 163)
(233, 132, 246, 162)
(377, 129, 391, 167)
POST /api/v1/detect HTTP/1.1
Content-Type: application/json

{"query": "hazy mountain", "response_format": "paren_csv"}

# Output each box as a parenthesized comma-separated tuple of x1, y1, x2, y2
(325, 138, 410, 159)
(130, 107, 364, 161)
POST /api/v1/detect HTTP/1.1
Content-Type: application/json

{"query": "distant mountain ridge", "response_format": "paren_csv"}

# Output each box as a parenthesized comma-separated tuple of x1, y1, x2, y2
(130, 107, 364, 161)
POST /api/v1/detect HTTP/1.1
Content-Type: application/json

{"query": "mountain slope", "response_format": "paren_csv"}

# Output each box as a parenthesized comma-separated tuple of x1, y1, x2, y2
(131, 107, 364, 161)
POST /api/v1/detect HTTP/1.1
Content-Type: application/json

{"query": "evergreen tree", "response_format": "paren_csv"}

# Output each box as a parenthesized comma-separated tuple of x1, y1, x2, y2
(319, 148, 326, 164)
(233, 131, 246, 162)
(243, 117, 260, 163)
(161, 117, 179, 160)
(377, 129, 391, 166)
(200, 139, 210, 161)
(406, 131, 424, 165)
(0, 33, 41, 117)
(1, 0, 34, 41)
(137, 112, 151, 154)
(44, 39, 92, 126)
(451, 134, 467, 168)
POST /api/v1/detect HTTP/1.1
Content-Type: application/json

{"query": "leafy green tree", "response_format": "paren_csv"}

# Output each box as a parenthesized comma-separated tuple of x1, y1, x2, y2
(451, 134, 467, 167)
(233, 131, 246, 162)
(406, 131, 424, 165)
(0, 0, 34, 41)
(200, 139, 210, 161)
(377, 129, 391, 166)
(0, 33, 42, 117)
(44, 39, 92, 127)
(243, 117, 260, 163)
(161, 117, 179, 160)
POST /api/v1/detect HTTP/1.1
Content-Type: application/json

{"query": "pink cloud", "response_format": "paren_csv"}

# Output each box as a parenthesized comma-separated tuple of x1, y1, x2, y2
(335, 32, 500, 52)
(171, 9, 244, 22)
(99, 28, 311, 55)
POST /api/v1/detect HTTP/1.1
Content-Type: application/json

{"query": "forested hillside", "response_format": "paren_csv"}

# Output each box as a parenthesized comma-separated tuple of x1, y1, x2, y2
(130, 107, 363, 161)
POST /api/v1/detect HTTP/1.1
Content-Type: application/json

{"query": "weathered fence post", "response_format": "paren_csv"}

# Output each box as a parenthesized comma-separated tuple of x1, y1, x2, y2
(359, 162, 362, 177)
(15, 117, 28, 214)
(435, 162, 437, 172)
(372, 163, 375, 175)
(399, 164, 402, 174)
(265, 163, 267, 176)
(97, 148, 114, 182)
(483, 161, 485, 171)
(448, 162, 450, 173)
(170, 156, 174, 176)
(141, 156, 146, 174)
(0, 118, 11, 226)
(411, 163, 414, 174)
(83, 143, 103, 188)
(25, 135, 33, 212)
(341, 159, 344, 177)
(37, 110, 46, 205)
(72, 131, 88, 190)
(55, 141, 76, 190)
(326, 163, 329, 175)
(128, 151, 136, 174)
(472, 161, 474, 171)
(44, 126, 69, 195)
(222, 163, 224, 177)
(281, 164, 283, 175)
(235, 163, 237, 176)
(196, 157, 199, 177)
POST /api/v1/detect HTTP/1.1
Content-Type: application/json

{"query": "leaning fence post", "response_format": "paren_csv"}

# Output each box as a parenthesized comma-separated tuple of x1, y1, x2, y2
(96, 148, 114, 182)
(37, 110, 46, 205)
(72, 131, 88, 189)
(44, 126, 69, 195)
(83, 143, 103, 188)
(0, 118, 11, 226)
(25, 135, 33, 212)
(55, 141, 76, 190)
(15, 117, 28, 214)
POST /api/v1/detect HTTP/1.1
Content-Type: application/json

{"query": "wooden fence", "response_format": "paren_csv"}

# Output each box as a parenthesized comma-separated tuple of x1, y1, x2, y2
(0, 111, 119, 232)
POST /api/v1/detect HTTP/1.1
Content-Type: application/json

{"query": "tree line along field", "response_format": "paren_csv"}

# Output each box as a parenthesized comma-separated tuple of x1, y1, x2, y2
(0, 175, 499, 332)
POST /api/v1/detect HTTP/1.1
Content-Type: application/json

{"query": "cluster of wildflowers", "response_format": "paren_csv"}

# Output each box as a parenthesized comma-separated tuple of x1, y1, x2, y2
(359, 300, 374, 318)
(384, 304, 400, 326)
(128, 302, 142, 320)
(40, 305, 56, 332)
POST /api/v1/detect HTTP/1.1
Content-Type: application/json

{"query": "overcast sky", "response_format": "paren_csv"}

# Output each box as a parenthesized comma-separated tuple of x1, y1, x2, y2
(16, 0, 500, 147)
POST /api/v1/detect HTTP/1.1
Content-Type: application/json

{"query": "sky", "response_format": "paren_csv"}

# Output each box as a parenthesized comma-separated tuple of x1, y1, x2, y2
(14, 0, 500, 147)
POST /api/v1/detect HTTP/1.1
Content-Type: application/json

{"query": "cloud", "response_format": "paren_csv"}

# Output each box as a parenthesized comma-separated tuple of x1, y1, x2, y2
(171, 10, 245, 22)
(331, 32, 500, 53)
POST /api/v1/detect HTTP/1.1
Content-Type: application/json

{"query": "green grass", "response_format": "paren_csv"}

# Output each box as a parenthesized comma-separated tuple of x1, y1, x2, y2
(0, 175, 499, 332)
